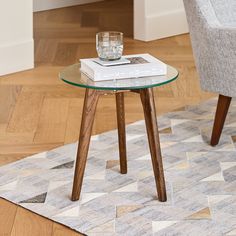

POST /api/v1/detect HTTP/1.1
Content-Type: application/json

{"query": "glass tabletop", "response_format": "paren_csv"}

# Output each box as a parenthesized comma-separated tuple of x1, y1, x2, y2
(59, 63, 178, 91)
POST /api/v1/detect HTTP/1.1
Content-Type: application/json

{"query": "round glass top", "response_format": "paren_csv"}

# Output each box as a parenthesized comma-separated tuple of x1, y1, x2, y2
(59, 63, 178, 90)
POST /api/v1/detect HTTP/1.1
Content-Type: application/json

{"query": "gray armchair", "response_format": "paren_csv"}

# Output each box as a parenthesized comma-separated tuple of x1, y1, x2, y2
(183, 0, 236, 146)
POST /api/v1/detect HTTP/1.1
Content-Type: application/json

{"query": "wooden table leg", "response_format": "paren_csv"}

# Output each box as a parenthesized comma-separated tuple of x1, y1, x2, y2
(140, 88, 167, 202)
(71, 88, 100, 201)
(116, 92, 127, 174)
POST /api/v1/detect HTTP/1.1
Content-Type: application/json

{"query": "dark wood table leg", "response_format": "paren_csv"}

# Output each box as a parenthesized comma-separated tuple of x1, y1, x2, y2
(71, 88, 100, 201)
(116, 92, 127, 174)
(211, 94, 232, 146)
(139, 88, 167, 202)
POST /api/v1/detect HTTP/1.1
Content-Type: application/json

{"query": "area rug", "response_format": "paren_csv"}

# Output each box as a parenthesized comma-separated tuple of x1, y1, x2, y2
(1, 98, 236, 236)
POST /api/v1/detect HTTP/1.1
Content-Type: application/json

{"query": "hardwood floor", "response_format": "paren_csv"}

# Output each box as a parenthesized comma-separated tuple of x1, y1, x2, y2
(0, 0, 213, 235)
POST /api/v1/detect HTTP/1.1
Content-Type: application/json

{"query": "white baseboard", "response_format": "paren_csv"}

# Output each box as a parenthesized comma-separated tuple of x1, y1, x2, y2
(0, 40, 34, 76)
(33, 0, 103, 12)
(135, 9, 189, 41)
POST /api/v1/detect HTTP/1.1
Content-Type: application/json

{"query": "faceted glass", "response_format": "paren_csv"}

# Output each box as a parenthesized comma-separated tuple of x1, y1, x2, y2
(96, 32, 123, 61)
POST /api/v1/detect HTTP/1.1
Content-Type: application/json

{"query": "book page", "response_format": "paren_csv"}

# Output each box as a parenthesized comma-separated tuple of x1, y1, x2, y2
(126, 57, 149, 65)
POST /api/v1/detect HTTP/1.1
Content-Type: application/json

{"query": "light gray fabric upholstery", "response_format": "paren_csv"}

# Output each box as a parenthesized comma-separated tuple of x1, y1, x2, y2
(210, 0, 236, 26)
(183, 0, 236, 97)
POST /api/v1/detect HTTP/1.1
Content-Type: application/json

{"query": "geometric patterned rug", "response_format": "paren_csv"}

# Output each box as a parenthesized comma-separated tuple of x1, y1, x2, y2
(0, 98, 236, 236)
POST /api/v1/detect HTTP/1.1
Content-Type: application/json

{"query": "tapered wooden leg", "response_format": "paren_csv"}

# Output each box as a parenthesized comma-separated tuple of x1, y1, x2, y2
(71, 88, 100, 201)
(116, 92, 127, 174)
(211, 94, 232, 146)
(140, 88, 167, 202)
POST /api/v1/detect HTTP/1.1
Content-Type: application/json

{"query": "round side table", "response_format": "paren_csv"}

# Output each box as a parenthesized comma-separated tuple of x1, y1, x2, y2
(60, 63, 178, 202)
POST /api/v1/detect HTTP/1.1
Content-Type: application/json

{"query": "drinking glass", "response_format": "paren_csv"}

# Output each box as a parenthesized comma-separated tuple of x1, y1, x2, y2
(96, 31, 123, 61)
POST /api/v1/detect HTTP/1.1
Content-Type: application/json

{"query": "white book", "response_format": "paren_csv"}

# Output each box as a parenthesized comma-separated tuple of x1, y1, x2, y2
(80, 54, 167, 81)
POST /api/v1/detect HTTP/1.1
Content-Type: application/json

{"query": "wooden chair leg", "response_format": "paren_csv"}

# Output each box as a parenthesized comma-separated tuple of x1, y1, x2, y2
(211, 94, 232, 146)
(116, 92, 127, 174)
(140, 88, 167, 202)
(71, 88, 100, 201)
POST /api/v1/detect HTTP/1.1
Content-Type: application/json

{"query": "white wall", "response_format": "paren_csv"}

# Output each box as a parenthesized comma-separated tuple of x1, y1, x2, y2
(134, 0, 189, 41)
(0, 0, 34, 76)
(0, 0, 188, 76)
(33, 0, 103, 12)
(0, 0, 102, 76)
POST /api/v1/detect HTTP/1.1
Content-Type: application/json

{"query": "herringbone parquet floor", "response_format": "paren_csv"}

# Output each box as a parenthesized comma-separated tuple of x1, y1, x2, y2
(0, 0, 213, 235)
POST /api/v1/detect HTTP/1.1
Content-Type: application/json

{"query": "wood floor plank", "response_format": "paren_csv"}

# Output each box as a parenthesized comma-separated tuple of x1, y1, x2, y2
(22, 85, 83, 99)
(0, 199, 17, 235)
(0, 123, 34, 146)
(99, 11, 133, 36)
(0, 85, 22, 124)
(7, 91, 44, 133)
(64, 98, 84, 144)
(0, 67, 63, 86)
(34, 98, 70, 143)
(11, 207, 53, 236)
(0, 143, 63, 156)
(53, 43, 79, 66)
(0, 131, 34, 145)
(0, 154, 28, 166)
(35, 39, 58, 65)
(45, 6, 82, 24)
(76, 43, 97, 60)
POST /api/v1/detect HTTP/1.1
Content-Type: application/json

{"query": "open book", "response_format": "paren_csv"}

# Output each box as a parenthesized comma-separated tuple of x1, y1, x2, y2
(80, 54, 167, 81)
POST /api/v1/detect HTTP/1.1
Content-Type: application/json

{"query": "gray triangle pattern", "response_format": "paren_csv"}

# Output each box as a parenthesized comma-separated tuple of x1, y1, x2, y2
(19, 192, 47, 203)
(51, 160, 74, 169)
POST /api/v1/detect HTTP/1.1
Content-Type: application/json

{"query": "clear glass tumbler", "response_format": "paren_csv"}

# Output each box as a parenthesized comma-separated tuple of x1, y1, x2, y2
(96, 31, 123, 61)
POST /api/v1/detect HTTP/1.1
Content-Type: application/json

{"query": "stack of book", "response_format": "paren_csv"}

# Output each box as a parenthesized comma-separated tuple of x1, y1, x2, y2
(80, 53, 167, 81)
